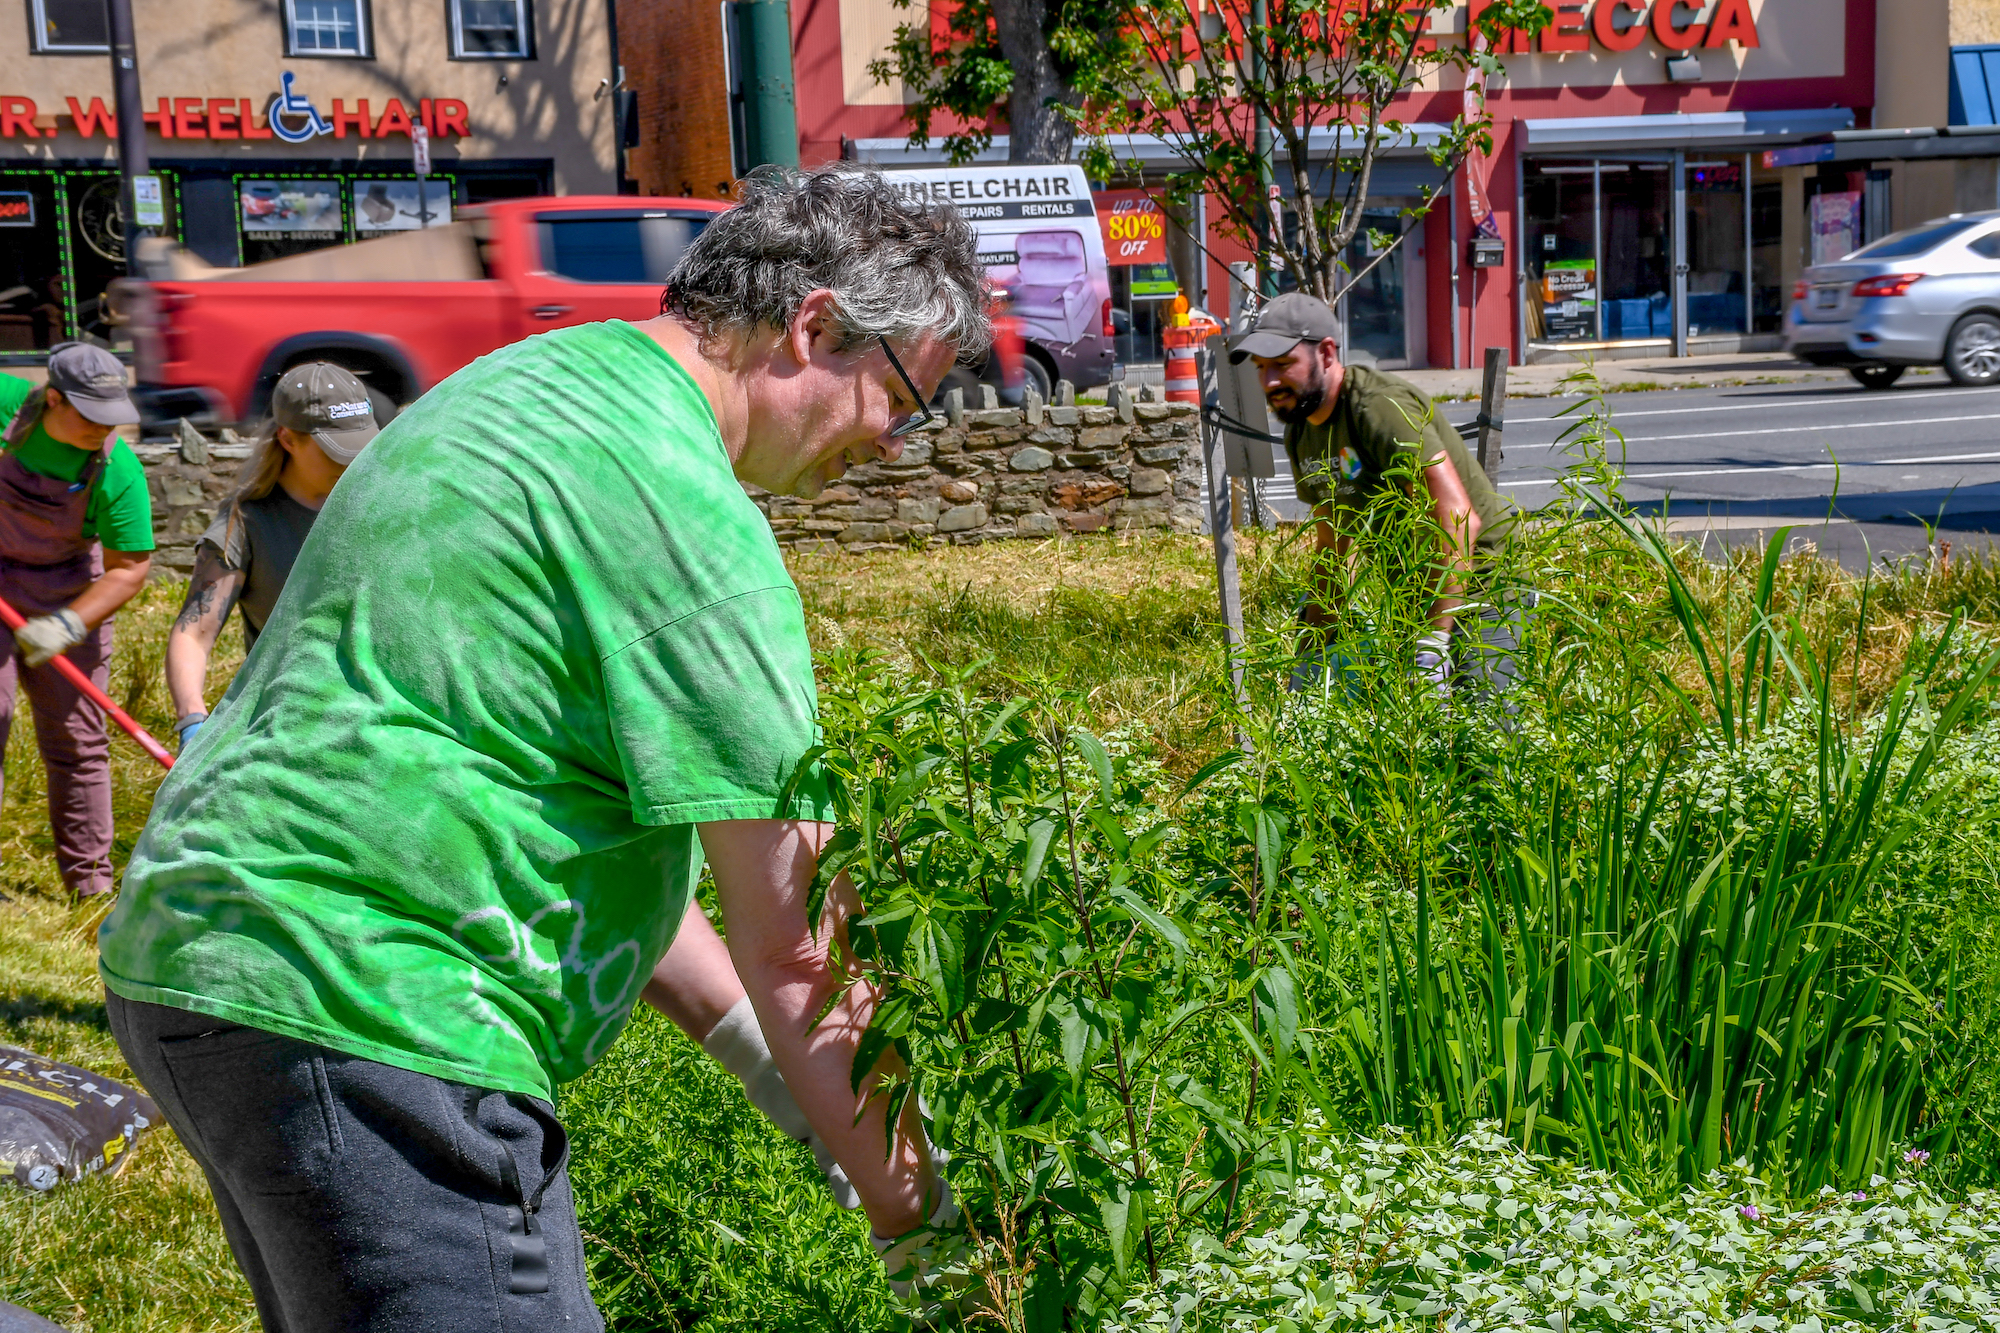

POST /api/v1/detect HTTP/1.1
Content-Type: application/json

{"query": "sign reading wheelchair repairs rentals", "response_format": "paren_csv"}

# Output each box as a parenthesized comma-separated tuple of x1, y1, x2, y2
(884, 167, 1095, 221)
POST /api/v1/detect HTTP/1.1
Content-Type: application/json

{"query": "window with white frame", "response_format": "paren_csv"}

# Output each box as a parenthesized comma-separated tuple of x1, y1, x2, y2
(29, 0, 109, 52)
(451, 0, 532, 58)
(285, 0, 370, 56)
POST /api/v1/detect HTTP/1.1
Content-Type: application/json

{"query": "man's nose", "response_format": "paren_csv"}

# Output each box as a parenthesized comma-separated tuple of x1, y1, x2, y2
(876, 431, 905, 464)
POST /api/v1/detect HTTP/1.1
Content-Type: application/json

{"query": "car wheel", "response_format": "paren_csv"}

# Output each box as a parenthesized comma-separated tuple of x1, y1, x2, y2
(1847, 364, 1905, 390)
(1945, 314, 2000, 386)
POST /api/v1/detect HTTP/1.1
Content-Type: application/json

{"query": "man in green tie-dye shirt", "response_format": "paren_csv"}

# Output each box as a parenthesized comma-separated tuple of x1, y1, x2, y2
(99, 165, 989, 1332)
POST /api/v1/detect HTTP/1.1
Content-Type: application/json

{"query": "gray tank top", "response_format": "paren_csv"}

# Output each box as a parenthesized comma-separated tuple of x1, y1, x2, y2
(197, 487, 319, 647)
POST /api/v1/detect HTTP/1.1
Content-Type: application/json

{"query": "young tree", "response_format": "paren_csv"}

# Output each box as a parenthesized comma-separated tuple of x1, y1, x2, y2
(867, 0, 1127, 165)
(1087, 0, 1551, 302)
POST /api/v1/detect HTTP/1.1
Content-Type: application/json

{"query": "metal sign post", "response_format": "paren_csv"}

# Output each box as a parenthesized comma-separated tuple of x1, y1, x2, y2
(1200, 332, 1248, 728)
(105, 0, 149, 275)
(412, 124, 434, 227)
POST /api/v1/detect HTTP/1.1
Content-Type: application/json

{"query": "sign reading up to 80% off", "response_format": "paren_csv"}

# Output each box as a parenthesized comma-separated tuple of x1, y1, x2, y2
(1095, 189, 1168, 266)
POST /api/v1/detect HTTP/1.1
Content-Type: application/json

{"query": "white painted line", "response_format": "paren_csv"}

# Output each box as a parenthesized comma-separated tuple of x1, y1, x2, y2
(1496, 411, 2000, 448)
(1485, 383, 2000, 427)
(1501, 447, 2000, 487)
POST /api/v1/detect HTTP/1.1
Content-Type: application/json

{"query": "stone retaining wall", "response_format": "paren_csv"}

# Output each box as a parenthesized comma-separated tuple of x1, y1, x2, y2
(136, 391, 1205, 574)
(747, 390, 1205, 552)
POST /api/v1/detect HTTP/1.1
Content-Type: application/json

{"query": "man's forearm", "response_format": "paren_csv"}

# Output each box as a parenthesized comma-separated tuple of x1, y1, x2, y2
(641, 900, 743, 1041)
(702, 820, 935, 1237)
(164, 631, 214, 718)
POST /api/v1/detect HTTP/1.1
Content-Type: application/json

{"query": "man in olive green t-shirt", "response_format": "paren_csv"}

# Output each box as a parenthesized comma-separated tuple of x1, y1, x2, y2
(1231, 293, 1526, 701)
(98, 166, 989, 1331)
(0, 345, 155, 897)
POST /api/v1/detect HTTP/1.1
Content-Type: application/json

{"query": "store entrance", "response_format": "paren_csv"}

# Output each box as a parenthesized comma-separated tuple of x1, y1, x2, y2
(0, 168, 180, 353)
(1523, 152, 1781, 354)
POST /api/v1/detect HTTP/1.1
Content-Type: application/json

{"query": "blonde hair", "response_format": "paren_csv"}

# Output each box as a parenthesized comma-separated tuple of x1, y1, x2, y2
(219, 423, 291, 553)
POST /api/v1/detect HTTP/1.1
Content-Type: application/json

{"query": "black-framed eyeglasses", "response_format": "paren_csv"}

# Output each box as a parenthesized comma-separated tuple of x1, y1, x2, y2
(878, 335, 935, 438)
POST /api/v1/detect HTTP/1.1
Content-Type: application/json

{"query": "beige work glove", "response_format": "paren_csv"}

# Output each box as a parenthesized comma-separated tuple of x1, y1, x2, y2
(702, 996, 861, 1206)
(16, 609, 86, 669)
(871, 1179, 976, 1318)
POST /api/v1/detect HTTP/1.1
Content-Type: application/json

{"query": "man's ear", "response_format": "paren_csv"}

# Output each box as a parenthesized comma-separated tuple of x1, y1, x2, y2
(785, 288, 843, 368)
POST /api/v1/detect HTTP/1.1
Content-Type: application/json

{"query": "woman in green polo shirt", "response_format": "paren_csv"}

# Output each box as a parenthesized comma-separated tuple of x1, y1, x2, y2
(0, 343, 155, 898)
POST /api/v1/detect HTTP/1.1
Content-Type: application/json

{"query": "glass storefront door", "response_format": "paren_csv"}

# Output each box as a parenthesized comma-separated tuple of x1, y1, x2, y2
(1523, 160, 1599, 343)
(1600, 163, 1672, 341)
(1524, 152, 1780, 351)
(1342, 207, 1407, 364)
(1684, 159, 1747, 338)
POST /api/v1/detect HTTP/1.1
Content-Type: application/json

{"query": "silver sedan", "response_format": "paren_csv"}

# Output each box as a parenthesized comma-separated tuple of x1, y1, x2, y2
(1783, 210, 2000, 389)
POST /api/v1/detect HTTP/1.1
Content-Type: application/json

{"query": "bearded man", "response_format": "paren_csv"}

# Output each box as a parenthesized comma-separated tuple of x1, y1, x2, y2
(1231, 292, 1527, 700)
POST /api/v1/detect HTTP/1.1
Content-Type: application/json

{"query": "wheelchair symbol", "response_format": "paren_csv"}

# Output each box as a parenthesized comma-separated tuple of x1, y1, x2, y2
(267, 71, 333, 143)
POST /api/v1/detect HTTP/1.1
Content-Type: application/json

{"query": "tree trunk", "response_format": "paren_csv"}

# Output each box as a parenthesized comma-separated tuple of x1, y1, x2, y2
(991, 0, 1078, 164)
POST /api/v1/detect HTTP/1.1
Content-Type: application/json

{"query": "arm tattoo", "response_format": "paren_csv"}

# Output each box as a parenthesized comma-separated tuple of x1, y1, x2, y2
(174, 547, 242, 634)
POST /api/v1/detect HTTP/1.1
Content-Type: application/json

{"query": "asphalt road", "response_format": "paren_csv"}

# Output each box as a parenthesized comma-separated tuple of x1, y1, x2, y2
(1257, 367, 2000, 568)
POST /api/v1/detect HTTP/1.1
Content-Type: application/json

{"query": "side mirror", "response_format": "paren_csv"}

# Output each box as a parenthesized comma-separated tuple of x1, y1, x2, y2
(1109, 307, 1131, 336)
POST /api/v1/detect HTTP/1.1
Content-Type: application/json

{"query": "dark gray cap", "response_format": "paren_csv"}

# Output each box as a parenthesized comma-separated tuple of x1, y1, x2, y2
(46, 341, 139, 426)
(1228, 292, 1342, 364)
(271, 362, 379, 464)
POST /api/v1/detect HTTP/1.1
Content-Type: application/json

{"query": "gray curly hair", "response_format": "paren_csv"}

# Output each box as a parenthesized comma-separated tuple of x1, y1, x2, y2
(663, 164, 992, 361)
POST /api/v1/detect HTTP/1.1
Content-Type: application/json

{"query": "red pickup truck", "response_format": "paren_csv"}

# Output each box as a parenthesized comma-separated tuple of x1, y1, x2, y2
(127, 195, 728, 433)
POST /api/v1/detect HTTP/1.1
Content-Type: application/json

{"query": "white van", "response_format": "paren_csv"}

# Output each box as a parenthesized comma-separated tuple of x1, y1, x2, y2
(880, 165, 1119, 395)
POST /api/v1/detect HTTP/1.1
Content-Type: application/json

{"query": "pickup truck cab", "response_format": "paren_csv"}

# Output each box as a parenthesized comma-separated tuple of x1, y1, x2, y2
(127, 195, 728, 435)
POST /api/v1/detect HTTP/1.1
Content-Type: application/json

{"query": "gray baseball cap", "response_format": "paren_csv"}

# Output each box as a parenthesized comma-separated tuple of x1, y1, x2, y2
(46, 341, 139, 426)
(1228, 292, 1342, 364)
(271, 362, 379, 464)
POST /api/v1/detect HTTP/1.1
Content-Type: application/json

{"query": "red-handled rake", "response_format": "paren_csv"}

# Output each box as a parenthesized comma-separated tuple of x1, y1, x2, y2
(0, 593, 173, 770)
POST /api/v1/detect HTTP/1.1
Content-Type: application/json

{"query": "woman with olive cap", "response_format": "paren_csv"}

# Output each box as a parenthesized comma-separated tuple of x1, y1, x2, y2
(0, 342, 154, 900)
(165, 362, 380, 750)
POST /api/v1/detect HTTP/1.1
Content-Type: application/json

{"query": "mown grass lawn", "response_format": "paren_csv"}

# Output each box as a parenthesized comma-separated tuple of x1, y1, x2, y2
(5, 517, 2000, 1331)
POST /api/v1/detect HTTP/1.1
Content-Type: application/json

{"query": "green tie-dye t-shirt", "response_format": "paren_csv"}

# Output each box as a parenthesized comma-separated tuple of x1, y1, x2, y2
(100, 321, 832, 1101)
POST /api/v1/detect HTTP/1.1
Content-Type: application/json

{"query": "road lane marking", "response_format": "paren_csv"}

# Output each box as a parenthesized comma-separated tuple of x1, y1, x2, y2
(1469, 384, 2000, 427)
(1500, 448, 2000, 486)
(1490, 411, 2000, 452)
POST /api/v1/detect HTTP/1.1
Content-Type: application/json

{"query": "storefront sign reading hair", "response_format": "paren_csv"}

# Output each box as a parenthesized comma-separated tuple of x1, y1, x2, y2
(0, 78, 470, 141)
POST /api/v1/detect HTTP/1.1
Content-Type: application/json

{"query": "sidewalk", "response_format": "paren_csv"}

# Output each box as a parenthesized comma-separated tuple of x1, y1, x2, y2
(1403, 352, 1931, 400)
(1115, 352, 1933, 401)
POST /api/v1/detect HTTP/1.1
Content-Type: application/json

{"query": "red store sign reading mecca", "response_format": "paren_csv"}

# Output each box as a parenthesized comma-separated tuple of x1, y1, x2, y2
(1468, 0, 1761, 52)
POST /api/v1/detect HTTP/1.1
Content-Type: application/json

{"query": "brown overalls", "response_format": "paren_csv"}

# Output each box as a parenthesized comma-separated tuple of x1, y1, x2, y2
(0, 438, 116, 895)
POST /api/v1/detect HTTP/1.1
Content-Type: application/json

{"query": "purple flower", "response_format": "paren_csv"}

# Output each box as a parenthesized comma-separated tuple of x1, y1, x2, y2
(1904, 1149, 1931, 1166)
(1849, 1191, 1868, 1203)
(1739, 1205, 1762, 1222)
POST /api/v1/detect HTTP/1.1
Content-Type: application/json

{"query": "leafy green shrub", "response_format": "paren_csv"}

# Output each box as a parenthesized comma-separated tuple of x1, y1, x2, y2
(1106, 1125, 2000, 1332)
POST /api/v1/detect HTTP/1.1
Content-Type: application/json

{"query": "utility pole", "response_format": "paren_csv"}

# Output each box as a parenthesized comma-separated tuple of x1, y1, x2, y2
(1250, 0, 1275, 300)
(105, 0, 153, 275)
(737, 0, 799, 169)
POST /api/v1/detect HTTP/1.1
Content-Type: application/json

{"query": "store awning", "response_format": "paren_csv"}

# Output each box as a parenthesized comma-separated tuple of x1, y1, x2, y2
(851, 123, 1455, 170)
(1522, 108, 1854, 152)
(1762, 125, 2000, 167)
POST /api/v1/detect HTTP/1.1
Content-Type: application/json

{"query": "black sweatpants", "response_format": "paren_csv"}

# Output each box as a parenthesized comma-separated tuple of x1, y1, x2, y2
(106, 992, 603, 1333)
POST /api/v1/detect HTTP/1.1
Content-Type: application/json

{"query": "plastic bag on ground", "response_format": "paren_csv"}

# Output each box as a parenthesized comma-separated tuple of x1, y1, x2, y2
(0, 1045, 159, 1192)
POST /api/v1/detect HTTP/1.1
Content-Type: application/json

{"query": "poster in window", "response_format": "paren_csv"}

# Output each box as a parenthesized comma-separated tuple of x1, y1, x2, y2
(354, 180, 453, 234)
(239, 180, 341, 236)
(1809, 192, 1862, 266)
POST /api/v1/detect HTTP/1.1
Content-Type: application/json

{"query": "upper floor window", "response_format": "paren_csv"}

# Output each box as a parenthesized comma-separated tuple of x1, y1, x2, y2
(285, 0, 371, 57)
(29, 0, 109, 52)
(451, 0, 533, 59)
